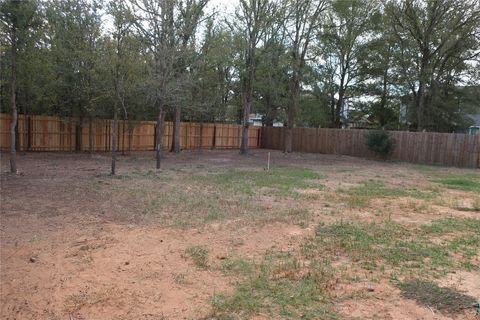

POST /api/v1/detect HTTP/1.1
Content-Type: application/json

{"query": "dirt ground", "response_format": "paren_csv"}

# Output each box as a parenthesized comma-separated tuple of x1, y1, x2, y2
(1, 150, 479, 320)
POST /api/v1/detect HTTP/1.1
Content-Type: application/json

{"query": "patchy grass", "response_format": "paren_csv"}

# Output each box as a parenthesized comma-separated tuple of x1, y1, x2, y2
(185, 246, 209, 269)
(435, 174, 480, 192)
(98, 166, 323, 227)
(194, 167, 325, 197)
(211, 251, 337, 319)
(397, 280, 477, 315)
(421, 217, 480, 234)
(220, 257, 253, 276)
(339, 180, 437, 208)
(306, 219, 480, 276)
(208, 213, 476, 319)
(414, 168, 480, 192)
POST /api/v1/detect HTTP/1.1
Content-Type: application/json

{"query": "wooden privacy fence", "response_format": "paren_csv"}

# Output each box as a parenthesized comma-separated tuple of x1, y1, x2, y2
(0, 114, 261, 152)
(2, 113, 478, 168)
(262, 127, 480, 168)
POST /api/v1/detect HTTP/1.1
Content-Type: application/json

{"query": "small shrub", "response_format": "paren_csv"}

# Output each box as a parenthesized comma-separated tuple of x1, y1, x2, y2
(364, 130, 396, 159)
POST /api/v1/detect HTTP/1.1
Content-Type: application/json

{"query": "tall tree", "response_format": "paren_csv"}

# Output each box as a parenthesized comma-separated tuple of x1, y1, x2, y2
(255, 22, 289, 127)
(283, 0, 326, 152)
(170, 0, 208, 153)
(45, 0, 103, 153)
(107, 0, 133, 175)
(234, 0, 276, 155)
(191, 20, 236, 122)
(387, 0, 480, 130)
(133, 0, 175, 169)
(1, 0, 38, 172)
(354, 7, 410, 129)
(320, 0, 378, 128)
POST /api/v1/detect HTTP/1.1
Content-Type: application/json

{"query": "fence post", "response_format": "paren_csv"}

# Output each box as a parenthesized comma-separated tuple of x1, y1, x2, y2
(153, 124, 157, 151)
(211, 124, 216, 149)
(27, 115, 32, 151)
(75, 120, 82, 152)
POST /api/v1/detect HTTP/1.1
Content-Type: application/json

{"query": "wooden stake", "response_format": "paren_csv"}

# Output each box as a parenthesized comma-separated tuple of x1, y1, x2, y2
(267, 152, 270, 171)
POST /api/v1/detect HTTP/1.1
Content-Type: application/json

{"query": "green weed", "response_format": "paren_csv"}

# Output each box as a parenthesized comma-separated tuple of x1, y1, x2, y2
(185, 246, 209, 269)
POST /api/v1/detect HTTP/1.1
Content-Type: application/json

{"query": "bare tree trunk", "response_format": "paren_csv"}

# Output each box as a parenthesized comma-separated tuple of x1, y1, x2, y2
(416, 82, 425, 131)
(111, 103, 118, 175)
(9, 24, 17, 173)
(379, 67, 388, 127)
(329, 93, 335, 127)
(285, 76, 299, 153)
(239, 93, 250, 154)
(171, 106, 181, 153)
(335, 74, 346, 128)
(335, 94, 343, 128)
(121, 119, 126, 156)
(240, 63, 254, 155)
(156, 108, 166, 169)
(128, 121, 133, 155)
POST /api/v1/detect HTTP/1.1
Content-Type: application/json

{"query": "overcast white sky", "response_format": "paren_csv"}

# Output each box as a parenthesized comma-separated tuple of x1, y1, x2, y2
(207, 0, 239, 16)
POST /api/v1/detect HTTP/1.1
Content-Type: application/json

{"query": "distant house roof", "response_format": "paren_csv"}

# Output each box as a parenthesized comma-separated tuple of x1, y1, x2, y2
(468, 114, 480, 126)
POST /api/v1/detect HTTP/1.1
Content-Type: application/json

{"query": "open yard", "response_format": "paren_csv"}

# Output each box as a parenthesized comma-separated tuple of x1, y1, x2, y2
(1, 150, 479, 320)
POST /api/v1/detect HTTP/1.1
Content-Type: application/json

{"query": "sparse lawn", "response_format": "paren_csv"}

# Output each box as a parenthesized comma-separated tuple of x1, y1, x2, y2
(339, 179, 438, 208)
(1, 150, 479, 319)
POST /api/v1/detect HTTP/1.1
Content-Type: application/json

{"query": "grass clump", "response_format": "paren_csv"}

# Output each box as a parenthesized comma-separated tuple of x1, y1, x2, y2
(220, 257, 253, 276)
(194, 167, 324, 197)
(211, 251, 337, 319)
(185, 246, 209, 269)
(397, 280, 477, 315)
(340, 180, 437, 208)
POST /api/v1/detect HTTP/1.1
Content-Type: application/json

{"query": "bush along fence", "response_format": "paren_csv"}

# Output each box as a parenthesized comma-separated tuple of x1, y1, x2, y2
(0, 114, 261, 152)
(261, 127, 480, 168)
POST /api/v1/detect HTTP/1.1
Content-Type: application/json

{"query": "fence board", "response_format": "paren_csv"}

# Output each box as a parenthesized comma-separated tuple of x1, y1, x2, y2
(0, 114, 261, 152)
(261, 126, 479, 168)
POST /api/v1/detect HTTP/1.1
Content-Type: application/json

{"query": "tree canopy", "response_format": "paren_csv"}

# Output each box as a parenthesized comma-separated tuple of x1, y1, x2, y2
(1, 0, 479, 136)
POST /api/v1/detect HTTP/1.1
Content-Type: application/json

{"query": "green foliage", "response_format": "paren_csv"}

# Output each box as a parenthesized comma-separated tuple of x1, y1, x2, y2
(1, 0, 479, 135)
(364, 130, 396, 158)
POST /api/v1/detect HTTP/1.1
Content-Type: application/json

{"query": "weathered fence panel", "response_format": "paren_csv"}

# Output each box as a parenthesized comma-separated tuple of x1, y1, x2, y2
(0, 114, 261, 152)
(262, 126, 480, 168)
